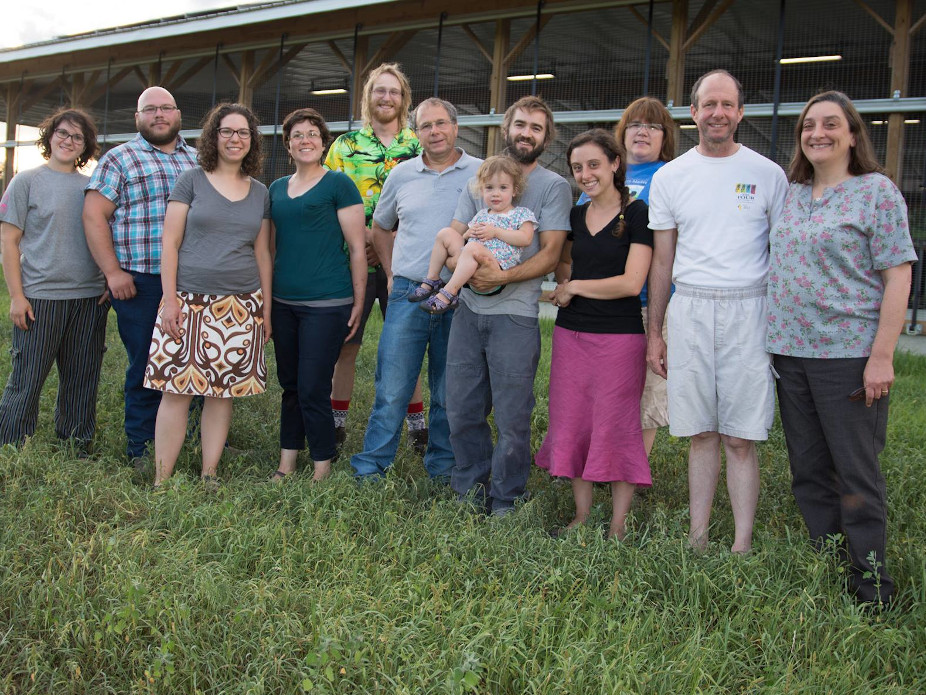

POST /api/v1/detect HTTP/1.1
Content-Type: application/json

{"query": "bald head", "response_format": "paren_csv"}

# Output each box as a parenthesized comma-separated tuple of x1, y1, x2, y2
(135, 86, 182, 148)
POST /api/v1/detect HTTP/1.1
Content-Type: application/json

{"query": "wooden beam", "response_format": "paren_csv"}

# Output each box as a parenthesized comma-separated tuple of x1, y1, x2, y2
(247, 47, 278, 89)
(166, 56, 212, 92)
(682, 0, 735, 52)
(161, 60, 183, 87)
(627, 6, 670, 51)
(84, 66, 135, 105)
(327, 41, 352, 72)
(251, 43, 307, 88)
(885, 0, 912, 181)
(487, 18, 510, 156)
(132, 66, 148, 89)
(460, 24, 493, 63)
(238, 50, 254, 106)
(3, 83, 22, 191)
(909, 10, 926, 36)
(350, 34, 368, 124)
(147, 59, 162, 86)
(69, 72, 85, 106)
(666, 0, 688, 106)
(503, 16, 551, 66)
(21, 77, 62, 112)
(362, 30, 417, 74)
(851, 0, 894, 35)
(221, 54, 240, 86)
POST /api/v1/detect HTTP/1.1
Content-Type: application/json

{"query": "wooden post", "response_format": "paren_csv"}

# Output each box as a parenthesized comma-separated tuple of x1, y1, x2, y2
(350, 35, 369, 127)
(487, 19, 510, 156)
(666, 0, 688, 106)
(3, 83, 20, 194)
(886, 0, 912, 182)
(238, 50, 254, 107)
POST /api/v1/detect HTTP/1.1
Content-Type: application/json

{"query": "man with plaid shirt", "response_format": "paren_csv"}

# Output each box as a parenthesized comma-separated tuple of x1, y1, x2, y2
(83, 86, 196, 463)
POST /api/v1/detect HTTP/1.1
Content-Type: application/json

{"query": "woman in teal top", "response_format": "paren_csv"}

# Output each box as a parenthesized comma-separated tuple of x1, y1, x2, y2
(269, 108, 367, 482)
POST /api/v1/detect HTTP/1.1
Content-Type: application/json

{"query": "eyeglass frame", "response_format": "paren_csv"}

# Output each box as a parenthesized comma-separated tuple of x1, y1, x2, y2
(626, 122, 665, 133)
(53, 128, 86, 145)
(138, 104, 179, 116)
(217, 127, 253, 140)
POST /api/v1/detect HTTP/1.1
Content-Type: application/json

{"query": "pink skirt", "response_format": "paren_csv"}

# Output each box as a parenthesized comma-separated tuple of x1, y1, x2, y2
(535, 326, 651, 485)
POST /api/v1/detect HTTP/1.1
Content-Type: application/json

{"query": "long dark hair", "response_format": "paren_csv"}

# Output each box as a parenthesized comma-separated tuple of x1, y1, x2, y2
(566, 128, 630, 237)
(788, 91, 884, 183)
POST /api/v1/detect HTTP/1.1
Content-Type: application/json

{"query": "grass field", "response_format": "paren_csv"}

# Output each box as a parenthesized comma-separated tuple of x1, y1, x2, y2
(0, 291, 924, 694)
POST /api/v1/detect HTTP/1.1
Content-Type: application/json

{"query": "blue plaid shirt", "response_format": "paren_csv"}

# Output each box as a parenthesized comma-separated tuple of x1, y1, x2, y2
(86, 133, 197, 274)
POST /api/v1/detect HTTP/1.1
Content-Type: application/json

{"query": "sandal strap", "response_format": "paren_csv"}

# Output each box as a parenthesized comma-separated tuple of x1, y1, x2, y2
(437, 287, 457, 303)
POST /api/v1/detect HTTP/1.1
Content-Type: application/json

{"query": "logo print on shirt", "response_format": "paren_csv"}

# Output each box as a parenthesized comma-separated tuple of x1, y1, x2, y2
(735, 182, 757, 210)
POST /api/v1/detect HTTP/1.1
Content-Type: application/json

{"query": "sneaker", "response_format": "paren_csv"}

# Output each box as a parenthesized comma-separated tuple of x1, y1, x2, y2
(410, 427, 428, 456)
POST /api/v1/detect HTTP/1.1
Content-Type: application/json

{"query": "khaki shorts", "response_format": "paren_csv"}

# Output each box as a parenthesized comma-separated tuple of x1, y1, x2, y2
(640, 308, 669, 430)
(666, 283, 774, 441)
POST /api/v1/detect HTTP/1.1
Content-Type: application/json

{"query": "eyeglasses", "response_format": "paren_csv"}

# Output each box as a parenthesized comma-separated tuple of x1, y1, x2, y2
(417, 119, 453, 133)
(372, 87, 402, 98)
(53, 128, 85, 145)
(626, 122, 665, 133)
(218, 128, 253, 139)
(138, 104, 179, 115)
(289, 131, 322, 141)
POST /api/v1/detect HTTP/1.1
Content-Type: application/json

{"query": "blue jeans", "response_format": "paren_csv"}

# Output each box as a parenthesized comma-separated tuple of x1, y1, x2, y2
(446, 303, 540, 512)
(111, 271, 162, 459)
(350, 276, 454, 479)
(272, 301, 351, 462)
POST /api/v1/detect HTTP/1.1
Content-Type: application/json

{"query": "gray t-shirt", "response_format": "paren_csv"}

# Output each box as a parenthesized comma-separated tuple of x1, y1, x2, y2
(169, 167, 271, 294)
(453, 164, 572, 317)
(372, 148, 482, 282)
(0, 165, 104, 299)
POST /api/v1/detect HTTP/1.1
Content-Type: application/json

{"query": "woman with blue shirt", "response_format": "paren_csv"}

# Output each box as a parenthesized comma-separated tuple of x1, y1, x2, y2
(270, 109, 367, 482)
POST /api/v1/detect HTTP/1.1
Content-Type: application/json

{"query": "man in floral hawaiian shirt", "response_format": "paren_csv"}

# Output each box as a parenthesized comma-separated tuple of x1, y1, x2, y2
(325, 63, 428, 454)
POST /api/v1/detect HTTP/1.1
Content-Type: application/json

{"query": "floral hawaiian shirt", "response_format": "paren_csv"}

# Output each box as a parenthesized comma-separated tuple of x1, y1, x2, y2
(766, 173, 917, 358)
(324, 126, 421, 226)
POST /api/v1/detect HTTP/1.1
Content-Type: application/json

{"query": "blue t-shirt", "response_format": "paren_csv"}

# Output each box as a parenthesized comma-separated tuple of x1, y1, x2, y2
(575, 160, 668, 306)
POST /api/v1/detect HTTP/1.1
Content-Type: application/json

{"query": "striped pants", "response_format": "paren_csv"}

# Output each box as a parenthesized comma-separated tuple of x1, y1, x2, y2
(0, 297, 109, 446)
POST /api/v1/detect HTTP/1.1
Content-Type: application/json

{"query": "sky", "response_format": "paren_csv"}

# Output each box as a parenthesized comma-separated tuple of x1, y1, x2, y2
(2, 1, 267, 171)
(1, 0, 267, 49)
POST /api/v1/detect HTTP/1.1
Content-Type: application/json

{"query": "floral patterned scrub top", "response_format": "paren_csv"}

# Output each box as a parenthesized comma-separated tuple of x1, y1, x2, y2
(766, 173, 917, 358)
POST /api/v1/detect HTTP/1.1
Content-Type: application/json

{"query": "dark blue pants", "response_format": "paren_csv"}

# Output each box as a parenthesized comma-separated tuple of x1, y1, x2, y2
(111, 271, 162, 459)
(272, 301, 351, 462)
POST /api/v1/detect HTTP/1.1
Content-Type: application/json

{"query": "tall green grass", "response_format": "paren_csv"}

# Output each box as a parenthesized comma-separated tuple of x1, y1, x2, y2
(0, 288, 924, 693)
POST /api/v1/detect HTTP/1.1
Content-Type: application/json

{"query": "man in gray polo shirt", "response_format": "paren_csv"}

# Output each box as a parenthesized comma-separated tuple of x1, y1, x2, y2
(350, 98, 481, 480)
(446, 95, 572, 515)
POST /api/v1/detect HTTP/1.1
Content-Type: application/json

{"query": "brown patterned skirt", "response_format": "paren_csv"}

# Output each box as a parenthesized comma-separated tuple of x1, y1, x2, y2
(144, 290, 266, 398)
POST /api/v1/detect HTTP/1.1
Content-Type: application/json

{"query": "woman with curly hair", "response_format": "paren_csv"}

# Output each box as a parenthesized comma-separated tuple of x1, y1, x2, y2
(0, 107, 108, 452)
(145, 102, 272, 487)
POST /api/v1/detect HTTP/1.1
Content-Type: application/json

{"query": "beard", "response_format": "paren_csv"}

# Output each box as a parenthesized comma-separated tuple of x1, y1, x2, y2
(504, 134, 544, 164)
(139, 120, 182, 147)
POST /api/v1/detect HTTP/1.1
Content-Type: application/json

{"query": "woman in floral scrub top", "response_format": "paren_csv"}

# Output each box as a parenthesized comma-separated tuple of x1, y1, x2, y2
(767, 91, 917, 607)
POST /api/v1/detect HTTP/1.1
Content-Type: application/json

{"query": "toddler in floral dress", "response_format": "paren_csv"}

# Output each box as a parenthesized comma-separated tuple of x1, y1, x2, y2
(410, 156, 537, 313)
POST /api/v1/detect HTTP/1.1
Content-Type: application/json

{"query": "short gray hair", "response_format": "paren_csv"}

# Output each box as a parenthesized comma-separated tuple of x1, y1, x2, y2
(411, 98, 458, 129)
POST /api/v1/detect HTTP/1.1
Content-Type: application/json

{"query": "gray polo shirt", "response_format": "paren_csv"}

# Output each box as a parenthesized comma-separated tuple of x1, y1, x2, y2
(453, 164, 572, 317)
(372, 148, 482, 283)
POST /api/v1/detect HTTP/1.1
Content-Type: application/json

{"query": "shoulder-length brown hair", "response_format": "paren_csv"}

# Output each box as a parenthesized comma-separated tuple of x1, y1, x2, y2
(788, 91, 884, 183)
(37, 107, 99, 169)
(615, 97, 676, 163)
(198, 102, 263, 177)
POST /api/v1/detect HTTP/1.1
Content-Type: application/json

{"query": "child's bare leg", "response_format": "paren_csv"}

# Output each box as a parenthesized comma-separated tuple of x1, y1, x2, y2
(444, 243, 499, 295)
(421, 227, 464, 288)
(608, 481, 636, 540)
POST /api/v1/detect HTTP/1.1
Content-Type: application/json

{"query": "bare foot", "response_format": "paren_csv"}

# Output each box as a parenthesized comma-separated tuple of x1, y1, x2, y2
(688, 533, 709, 553)
(607, 523, 626, 541)
(312, 460, 332, 482)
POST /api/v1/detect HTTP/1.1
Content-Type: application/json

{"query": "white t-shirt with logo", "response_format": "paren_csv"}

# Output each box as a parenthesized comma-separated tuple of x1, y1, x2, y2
(648, 145, 788, 288)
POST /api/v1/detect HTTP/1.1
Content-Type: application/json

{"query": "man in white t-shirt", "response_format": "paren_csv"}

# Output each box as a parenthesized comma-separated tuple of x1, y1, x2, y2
(646, 70, 788, 553)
